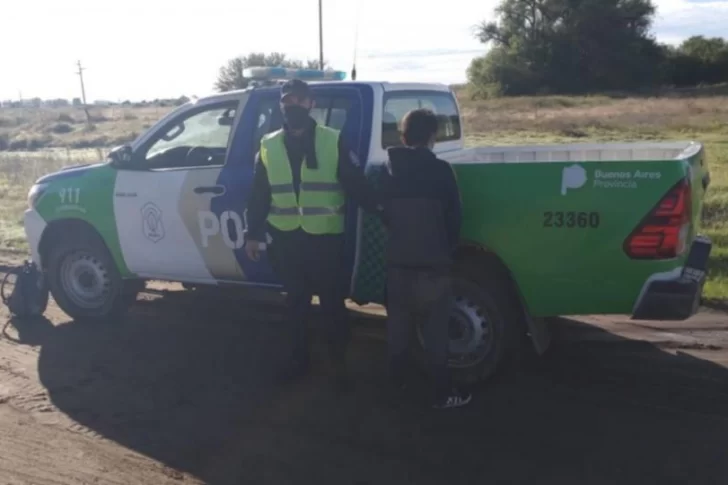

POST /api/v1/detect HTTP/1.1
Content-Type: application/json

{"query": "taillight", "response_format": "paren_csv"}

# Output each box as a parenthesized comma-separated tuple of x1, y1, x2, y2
(624, 178, 692, 259)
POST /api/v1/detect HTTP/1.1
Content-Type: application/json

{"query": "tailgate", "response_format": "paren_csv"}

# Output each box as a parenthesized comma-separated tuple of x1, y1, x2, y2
(677, 142, 709, 232)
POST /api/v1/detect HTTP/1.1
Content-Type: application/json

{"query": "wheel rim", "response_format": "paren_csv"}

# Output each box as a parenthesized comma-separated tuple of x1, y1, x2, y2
(59, 251, 112, 310)
(447, 296, 494, 368)
(416, 294, 495, 369)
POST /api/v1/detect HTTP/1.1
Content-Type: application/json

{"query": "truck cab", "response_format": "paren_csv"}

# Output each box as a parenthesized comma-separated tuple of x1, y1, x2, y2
(24, 70, 464, 308)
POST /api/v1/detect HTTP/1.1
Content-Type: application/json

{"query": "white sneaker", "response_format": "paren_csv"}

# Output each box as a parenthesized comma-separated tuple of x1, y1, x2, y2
(432, 389, 472, 409)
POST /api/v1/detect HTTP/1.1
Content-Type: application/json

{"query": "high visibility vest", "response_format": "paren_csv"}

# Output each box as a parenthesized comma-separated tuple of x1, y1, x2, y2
(260, 125, 345, 235)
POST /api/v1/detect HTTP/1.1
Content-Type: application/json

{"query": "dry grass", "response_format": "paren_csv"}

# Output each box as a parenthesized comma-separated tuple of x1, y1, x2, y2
(1, 90, 728, 302)
(459, 93, 728, 141)
(0, 149, 105, 249)
(0, 105, 173, 151)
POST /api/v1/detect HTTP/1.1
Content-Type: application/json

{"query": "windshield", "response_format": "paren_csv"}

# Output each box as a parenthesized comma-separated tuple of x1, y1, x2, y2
(146, 107, 236, 159)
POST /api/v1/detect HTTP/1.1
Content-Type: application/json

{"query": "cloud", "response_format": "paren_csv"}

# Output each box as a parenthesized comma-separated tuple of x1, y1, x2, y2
(651, 0, 728, 43)
(1, 0, 725, 100)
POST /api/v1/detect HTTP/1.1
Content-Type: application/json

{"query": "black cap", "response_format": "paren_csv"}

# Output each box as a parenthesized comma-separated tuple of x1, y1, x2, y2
(280, 79, 311, 101)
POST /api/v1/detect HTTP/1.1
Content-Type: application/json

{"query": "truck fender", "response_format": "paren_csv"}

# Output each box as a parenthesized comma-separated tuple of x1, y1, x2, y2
(38, 219, 110, 269)
(456, 243, 551, 356)
(518, 293, 552, 356)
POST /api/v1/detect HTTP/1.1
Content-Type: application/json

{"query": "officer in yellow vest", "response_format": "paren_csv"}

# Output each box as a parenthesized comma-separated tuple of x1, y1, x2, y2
(245, 79, 383, 390)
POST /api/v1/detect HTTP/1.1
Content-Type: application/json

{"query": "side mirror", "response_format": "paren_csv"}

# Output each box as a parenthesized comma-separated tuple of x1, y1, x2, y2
(107, 144, 133, 166)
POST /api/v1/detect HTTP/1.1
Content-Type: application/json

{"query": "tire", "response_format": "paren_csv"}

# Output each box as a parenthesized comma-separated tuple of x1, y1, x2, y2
(412, 260, 526, 386)
(45, 229, 135, 323)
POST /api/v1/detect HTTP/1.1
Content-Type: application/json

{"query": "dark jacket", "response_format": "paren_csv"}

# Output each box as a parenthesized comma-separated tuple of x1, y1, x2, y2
(245, 117, 381, 241)
(380, 146, 462, 269)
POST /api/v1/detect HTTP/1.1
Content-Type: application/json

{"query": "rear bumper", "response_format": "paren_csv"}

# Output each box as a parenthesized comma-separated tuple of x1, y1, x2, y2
(632, 235, 711, 321)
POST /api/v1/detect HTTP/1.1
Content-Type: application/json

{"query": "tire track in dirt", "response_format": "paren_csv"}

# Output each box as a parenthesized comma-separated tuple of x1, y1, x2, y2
(0, 256, 206, 483)
(0, 405, 201, 485)
(0, 344, 105, 440)
(0, 330, 53, 413)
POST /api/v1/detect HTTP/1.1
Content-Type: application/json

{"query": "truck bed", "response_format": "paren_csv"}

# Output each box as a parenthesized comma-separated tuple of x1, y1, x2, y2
(445, 141, 701, 164)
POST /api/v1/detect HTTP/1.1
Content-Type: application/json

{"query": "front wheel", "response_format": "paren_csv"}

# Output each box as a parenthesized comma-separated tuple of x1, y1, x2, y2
(46, 231, 135, 323)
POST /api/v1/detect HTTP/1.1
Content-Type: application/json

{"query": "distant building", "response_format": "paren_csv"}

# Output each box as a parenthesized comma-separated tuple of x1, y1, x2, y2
(46, 98, 70, 108)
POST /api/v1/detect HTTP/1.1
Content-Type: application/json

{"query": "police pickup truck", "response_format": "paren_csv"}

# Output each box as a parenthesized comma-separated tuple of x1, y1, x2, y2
(24, 67, 712, 383)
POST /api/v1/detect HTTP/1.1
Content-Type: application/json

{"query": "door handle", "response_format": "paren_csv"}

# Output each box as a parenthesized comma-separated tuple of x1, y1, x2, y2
(194, 185, 225, 195)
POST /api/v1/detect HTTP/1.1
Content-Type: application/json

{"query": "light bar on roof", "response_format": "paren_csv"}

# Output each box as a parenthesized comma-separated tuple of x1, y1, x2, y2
(243, 66, 346, 82)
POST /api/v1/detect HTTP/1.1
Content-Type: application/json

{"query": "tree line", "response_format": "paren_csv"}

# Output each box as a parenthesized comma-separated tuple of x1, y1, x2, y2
(467, 0, 728, 97)
(215, 0, 726, 98)
(215, 53, 330, 92)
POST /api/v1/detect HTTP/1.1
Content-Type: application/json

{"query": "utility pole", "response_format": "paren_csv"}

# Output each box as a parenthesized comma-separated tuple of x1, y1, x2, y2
(318, 0, 324, 70)
(76, 60, 91, 125)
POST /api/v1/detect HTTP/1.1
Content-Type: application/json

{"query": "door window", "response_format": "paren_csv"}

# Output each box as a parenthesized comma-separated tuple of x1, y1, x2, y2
(310, 96, 352, 130)
(251, 94, 354, 158)
(381, 92, 461, 148)
(252, 97, 282, 159)
(135, 101, 238, 170)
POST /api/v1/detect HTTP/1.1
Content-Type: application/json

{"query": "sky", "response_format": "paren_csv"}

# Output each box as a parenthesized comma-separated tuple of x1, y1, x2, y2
(0, 0, 726, 102)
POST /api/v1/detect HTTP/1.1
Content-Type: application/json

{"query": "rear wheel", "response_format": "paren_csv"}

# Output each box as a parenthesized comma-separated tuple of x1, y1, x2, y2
(46, 230, 136, 323)
(414, 256, 527, 385)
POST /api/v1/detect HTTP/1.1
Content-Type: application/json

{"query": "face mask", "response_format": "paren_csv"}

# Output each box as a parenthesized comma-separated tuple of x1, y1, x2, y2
(282, 105, 310, 130)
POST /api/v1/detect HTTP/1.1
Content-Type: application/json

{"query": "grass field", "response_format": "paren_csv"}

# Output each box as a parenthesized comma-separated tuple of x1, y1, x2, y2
(1, 89, 727, 302)
(0, 105, 166, 151)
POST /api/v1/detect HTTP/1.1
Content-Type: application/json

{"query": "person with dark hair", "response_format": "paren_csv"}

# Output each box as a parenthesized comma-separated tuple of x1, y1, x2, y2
(244, 79, 383, 391)
(380, 108, 471, 409)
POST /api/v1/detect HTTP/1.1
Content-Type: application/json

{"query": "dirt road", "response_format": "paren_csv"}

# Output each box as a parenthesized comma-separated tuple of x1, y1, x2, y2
(1, 253, 728, 484)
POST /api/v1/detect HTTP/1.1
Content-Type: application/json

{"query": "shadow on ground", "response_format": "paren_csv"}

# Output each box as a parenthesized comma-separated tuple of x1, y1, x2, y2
(8, 290, 728, 485)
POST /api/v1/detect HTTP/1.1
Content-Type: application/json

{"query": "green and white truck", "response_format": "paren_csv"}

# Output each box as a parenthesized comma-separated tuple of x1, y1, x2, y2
(23, 68, 712, 383)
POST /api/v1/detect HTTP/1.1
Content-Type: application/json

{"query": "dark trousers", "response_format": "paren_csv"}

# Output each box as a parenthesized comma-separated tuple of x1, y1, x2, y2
(386, 266, 452, 400)
(268, 230, 349, 365)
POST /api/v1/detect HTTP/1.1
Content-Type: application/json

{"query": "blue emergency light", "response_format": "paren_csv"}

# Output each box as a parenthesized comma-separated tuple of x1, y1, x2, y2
(243, 66, 347, 82)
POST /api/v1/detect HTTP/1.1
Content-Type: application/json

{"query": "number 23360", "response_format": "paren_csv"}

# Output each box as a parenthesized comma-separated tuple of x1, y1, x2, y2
(543, 211, 600, 228)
